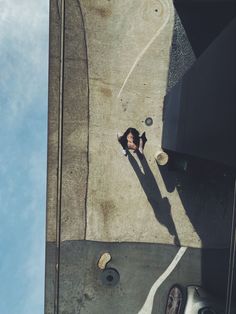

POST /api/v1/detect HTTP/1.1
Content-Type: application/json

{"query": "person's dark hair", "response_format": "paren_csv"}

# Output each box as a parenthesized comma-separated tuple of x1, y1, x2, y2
(119, 128, 140, 148)
(118, 128, 147, 151)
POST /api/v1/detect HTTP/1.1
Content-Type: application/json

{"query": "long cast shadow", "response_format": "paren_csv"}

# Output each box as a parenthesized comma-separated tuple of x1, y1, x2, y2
(158, 155, 236, 304)
(158, 153, 235, 248)
(127, 151, 180, 246)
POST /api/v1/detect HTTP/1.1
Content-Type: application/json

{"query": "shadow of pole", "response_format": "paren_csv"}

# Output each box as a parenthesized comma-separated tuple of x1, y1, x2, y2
(127, 151, 180, 246)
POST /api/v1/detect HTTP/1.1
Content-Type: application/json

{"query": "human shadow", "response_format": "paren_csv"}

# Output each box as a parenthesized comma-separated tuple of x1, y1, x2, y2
(127, 151, 180, 246)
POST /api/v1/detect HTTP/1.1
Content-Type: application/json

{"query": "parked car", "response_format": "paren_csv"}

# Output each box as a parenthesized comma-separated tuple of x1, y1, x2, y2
(165, 285, 227, 314)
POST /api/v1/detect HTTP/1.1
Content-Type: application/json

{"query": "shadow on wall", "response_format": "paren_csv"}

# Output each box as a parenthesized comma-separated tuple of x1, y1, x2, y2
(158, 153, 236, 248)
(127, 151, 180, 246)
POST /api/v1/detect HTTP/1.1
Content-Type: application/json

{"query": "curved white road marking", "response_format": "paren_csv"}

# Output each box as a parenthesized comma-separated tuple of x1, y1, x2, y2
(117, 0, 171, 98)
(138, 246, 188, 314)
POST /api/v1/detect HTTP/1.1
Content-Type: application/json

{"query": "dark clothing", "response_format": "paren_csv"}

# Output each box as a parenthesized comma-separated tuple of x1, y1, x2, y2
(119, 128, 147, 150)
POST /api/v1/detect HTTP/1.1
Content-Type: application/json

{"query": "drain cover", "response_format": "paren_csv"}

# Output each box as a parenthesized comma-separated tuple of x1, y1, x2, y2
(100, 268, 120, 286)
(145, 117, 153, 126)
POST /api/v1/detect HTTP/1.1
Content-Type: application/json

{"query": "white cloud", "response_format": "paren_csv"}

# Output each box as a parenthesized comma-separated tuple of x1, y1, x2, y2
(0, 1, 49, 313)
(0, 0, 49, 125)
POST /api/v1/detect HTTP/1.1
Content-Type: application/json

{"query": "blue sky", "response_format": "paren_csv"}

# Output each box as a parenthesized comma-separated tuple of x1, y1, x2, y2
(0, 1, 49, 313)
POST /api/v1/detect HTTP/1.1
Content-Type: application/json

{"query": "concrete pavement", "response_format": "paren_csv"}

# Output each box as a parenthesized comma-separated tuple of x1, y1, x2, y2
(45, 1, 235, 313)
(46, 0, 235, 248)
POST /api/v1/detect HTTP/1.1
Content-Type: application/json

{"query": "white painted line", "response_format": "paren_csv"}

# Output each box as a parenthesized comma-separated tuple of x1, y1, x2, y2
(117, 0, 171, 98)
(138, 246, 188, 314)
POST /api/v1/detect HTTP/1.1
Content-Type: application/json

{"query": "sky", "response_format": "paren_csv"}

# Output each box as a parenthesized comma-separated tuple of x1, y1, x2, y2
(0, 1, 49, 313)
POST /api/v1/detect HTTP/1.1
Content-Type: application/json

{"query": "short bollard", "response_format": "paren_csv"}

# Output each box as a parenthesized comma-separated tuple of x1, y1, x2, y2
(155, 149, 169, 165)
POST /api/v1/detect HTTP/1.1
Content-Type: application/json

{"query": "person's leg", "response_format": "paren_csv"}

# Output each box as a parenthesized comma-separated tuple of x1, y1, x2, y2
(140, 132, 147, 151)
(139, 137, 143, 154)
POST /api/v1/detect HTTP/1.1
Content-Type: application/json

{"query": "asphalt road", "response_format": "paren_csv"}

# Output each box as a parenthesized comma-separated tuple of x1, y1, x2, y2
(45, 241, 231, 314)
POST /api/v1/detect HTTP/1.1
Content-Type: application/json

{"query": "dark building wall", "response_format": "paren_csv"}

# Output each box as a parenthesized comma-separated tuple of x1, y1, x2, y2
(166, 11, 196, 93)
(173, 0, 236, 57)
(163, 18, 236, 168)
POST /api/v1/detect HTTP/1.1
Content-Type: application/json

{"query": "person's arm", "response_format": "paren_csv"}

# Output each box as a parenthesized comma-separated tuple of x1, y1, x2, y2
(140, 132, 147, 146)
(139, 132, 147, 153)
(139, 137, 143, 153)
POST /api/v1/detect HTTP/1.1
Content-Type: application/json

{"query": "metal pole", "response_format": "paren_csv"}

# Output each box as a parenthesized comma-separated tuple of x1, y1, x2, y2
(225, 179, 236, 314)
(54, 0, 65, 313)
